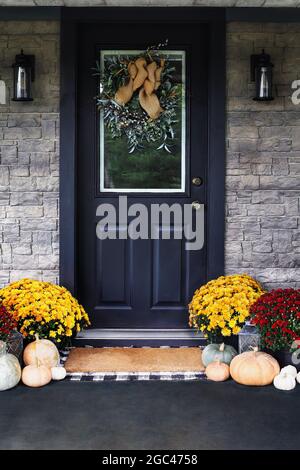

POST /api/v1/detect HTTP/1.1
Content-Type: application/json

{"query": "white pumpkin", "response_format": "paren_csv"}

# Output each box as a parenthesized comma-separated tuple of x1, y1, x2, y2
(51, 366, 66, 381)
(23, 334, 59, 368)
(296, 372, 300, 384)
(0, 341, 21, 391)
(274, 372, 296, 391)
(280, 365, 297, 378)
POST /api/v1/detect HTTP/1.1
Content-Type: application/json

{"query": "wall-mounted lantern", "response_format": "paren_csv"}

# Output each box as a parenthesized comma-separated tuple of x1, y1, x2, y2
(251, 49, 274, 101)
(12, 50, 35, 101)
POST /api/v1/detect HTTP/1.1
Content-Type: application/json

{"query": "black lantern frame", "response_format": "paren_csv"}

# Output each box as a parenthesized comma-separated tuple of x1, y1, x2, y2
(250, 49, 274, 102)
(12, 49, 35, 102)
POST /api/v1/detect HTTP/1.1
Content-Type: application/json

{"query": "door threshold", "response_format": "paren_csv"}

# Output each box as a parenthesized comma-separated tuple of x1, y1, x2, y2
(74, 328, 206, 347)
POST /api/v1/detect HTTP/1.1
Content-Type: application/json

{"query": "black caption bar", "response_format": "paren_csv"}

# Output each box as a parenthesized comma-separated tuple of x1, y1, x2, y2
(0, 450, 299, 465)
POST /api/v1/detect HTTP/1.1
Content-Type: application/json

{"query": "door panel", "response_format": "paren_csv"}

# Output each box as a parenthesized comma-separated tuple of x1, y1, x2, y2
(77, 21, 208, 332)
(152, 234, 184, 306)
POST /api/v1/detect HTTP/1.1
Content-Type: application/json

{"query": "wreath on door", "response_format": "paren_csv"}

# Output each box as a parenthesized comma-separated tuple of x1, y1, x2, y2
(94, 42, 182, 153)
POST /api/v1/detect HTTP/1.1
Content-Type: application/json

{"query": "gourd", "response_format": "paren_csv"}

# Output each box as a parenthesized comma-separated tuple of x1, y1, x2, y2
(23, 334, 59, 368)
(0, 341, 21, 391)
(230, 348, 280, 386)
(274, 372, 296, 391)
(205, 361, 230, 382)
(296, 372, 300, 384)
(51, 366, 67, 381)
(202, 342, 237, 367)
(22, 363, 52, 388)
(280, 365, 297, 378)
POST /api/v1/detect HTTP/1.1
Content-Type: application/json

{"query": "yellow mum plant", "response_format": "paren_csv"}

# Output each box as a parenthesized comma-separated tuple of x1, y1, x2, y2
(189, 274, 264, 342)
(0, 279, 90, 348)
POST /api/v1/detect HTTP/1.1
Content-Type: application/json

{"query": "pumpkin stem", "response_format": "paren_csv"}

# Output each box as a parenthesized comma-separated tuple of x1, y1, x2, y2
(250, 346, 259, 352)
(219, 343, 225, 352)
(35, 334, 40, 342)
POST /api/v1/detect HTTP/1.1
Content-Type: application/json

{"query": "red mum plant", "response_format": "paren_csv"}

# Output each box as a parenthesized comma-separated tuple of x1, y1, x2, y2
(250, 288, 300, 352)
(0, 303, 17, 342)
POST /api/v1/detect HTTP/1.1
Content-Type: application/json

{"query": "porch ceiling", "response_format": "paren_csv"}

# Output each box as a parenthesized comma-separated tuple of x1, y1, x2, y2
(1, 0, 300, 8)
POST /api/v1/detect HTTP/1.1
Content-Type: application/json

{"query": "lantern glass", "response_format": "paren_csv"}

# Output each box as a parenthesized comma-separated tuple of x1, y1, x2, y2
(12, 50, 34, 102)
(255, 64, 273, 101)
(238, 322, 260, 354)
(251, 49, 274, 102)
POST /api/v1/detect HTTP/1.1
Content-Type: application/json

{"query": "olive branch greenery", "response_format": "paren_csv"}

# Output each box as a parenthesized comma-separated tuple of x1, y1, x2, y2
(93, 44, 182, 154)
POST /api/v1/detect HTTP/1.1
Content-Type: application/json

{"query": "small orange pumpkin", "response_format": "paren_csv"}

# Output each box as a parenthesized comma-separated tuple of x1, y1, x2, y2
(205, 361, 230, 382)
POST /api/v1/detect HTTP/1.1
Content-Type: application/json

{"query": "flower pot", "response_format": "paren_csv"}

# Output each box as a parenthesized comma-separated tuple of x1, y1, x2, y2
(206, 333, 238, 351)
(6, 330, 23, 361)
(266, 349, 300, 372)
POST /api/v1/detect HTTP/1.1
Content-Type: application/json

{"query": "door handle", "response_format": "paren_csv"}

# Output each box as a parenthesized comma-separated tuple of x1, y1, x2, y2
(192, 177, 203, 186)
(191, 200, 202, 210)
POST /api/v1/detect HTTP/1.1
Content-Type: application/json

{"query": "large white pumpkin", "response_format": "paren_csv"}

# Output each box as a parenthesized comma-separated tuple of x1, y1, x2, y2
(230, 348, 280, 386)
(0, 341, 21, 391)
(23, 334, 60, 368)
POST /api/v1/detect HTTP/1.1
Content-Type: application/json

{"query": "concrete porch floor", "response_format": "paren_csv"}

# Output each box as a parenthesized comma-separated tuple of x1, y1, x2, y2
(0, 380, 299, 450)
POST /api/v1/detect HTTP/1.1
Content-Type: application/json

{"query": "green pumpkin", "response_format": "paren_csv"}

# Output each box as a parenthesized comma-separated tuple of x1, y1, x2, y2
(202, 342, 237, 367)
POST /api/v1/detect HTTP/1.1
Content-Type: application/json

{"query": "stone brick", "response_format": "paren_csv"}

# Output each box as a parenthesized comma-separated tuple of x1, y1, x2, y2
(10, 271, 42, 283)
(38, 255, 58, 270)
(260, 176, 300, 190)
(6, 206, 43, 218)
(0, 145, 17, 164)
(12, 254, 39, 269)
(252, 190, 282, 204)
(10, 176, 37, 191)
(252, 241, 273, 253)
(9, 165, 30, 177)
(261, 217, 298, 229)
(247, 204, 285, 216)
(12, 244, 32, 255)
(30, 153, 50, 177)
(18, 140, 55, 153)
(3, 127, 42, 140)
(273, 231, 293, 253)
(8, 114, 41, 128)
(251, 163, 272, 175)
(10, 192, 42, 206)
(35, 176, 59, 192)
(226, 175, 259, 190)
(0, 166, 9, 188)
(42, 120, 56, 140)
(21, 218, 57, 231)
(258, 138, 292, 152)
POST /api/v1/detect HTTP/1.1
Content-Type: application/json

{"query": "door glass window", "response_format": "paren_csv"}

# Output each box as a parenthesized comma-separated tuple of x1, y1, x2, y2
(98, 50, 186, 193)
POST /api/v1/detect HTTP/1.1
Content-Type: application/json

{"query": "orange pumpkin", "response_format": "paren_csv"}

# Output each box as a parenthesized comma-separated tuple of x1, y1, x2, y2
(23, 334, 59, 368)
(22, 364, 52, 388)
(230, 348, 280, 386)
(205, 361, 230, 382)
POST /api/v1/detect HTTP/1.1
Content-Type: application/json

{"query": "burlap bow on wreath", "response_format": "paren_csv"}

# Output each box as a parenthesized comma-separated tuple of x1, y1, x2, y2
(114, 57, 165, 120)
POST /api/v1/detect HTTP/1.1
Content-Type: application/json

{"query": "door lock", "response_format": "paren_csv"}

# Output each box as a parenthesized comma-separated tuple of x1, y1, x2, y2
(191, 200, 201, 210)
(192, 177, 203, 186)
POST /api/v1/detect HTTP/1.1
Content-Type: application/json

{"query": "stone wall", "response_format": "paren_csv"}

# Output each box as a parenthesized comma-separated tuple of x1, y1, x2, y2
(0, 21, 60, 288)
(0, 20, 300, 290)
(226, 22, 300, 289)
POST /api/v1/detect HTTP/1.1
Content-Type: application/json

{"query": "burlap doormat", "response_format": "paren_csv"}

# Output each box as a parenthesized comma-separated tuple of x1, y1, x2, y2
(65, 347, 204, 373)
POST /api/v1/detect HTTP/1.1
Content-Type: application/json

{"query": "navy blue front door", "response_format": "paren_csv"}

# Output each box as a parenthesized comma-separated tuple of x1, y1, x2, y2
(77, 22, 208, 330)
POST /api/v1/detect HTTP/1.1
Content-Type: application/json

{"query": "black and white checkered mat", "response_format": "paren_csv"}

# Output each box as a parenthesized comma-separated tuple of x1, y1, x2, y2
(60, 347, 206, 382)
